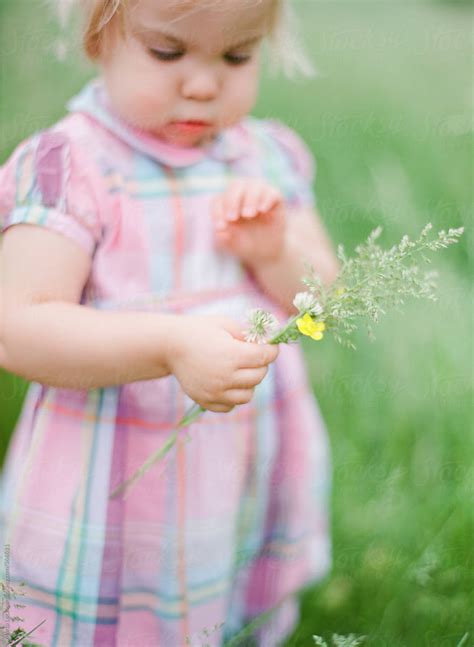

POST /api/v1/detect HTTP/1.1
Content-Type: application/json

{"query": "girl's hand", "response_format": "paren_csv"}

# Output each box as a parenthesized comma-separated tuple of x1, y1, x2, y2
(211, 178, 287, 268)
(167, 314, 279, 413)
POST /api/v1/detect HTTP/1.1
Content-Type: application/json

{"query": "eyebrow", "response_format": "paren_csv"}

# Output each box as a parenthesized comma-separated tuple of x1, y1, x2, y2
(136, 26, 263, 50)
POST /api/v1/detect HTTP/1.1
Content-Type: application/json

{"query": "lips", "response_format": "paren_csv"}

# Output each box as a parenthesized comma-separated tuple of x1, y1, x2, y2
(176, 120, 210, 125)
(168, 120, 212, 133)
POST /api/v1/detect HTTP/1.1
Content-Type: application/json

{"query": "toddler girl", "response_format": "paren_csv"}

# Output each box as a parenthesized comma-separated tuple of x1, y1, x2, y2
(0, 0, 340, 645)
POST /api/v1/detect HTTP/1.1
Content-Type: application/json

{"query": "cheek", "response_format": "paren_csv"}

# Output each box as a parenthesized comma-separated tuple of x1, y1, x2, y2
(112, 66, 176, 125)
(225, 68, 259, 113)
(130, 86, 169, 116)
(102, 38, 177, 124)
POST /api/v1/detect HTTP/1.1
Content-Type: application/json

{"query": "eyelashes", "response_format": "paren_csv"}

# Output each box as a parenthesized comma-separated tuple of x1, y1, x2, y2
(224, 53, 252, 65)
(149, 49, 182, 61)
(148, 49, 252, 65)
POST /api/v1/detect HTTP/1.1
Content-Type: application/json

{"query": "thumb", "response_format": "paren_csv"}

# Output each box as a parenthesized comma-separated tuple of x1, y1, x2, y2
(216, 317, 248, 342)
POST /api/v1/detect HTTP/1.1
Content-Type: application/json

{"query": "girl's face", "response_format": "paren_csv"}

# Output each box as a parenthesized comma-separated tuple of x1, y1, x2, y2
(100, 0, 276, 147)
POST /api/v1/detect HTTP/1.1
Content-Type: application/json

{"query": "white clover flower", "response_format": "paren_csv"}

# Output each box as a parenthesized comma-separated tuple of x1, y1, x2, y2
(244, 308, 279, 344)
(293, 291, 324, 316)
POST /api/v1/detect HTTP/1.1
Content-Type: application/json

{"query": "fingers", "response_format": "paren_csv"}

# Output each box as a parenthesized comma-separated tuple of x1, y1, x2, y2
(205, 387, 254, 411)
(233, 366, 268, 389)
(217, 317, 248, 342)
(240, 184, 267, 219)
(253, 186, 281, 217)
(211, 179, 282, 227)
(225, 388, 255, 405)
(226, 182, 248, 221)
(213, 317, 280, 369)
(206, 402, 235, 413)
(238, 341, 280, 369)
(199, 359, 274, 413)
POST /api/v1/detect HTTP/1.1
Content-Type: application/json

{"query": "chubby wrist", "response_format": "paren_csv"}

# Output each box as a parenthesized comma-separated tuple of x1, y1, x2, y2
(242, 232, 304, 316)
(244, 229, 294, 275)
(157, 313, 187, 376)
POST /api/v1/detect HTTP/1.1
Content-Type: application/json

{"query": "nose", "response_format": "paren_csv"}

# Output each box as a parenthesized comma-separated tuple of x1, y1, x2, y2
(181, 67, 219, 102)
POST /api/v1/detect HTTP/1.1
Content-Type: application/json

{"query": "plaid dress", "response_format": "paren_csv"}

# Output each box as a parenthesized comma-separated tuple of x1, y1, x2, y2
(0, 79, 332, 647)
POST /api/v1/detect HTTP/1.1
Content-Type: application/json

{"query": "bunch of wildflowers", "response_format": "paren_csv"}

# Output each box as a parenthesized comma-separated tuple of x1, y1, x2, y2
(110, 222, 464, 499)
(285, 222, 465, 350)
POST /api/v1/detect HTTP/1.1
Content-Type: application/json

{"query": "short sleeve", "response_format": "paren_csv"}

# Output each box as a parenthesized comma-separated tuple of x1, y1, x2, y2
(0, 129, 103, 257)
(260, 119, 317, 211)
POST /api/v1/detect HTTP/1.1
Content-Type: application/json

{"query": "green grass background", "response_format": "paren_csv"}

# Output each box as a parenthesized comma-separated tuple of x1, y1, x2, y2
(0, 1, 472, 645)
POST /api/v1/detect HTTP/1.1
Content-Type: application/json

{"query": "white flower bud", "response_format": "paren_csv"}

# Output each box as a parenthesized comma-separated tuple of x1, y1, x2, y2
(244, 308, 279, 343)
(293, 292, 323, 315)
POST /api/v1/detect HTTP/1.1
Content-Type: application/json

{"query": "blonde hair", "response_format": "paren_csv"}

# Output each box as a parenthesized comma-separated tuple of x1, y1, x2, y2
(53, 0, 316, 79)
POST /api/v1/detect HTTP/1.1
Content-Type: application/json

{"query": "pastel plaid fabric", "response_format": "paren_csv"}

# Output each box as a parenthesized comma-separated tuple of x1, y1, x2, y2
(0, 79, 332, 646)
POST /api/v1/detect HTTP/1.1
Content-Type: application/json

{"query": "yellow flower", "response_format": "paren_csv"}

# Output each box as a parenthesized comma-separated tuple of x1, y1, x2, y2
(296, 312, 326, 341)
(335, 286, 347, 296)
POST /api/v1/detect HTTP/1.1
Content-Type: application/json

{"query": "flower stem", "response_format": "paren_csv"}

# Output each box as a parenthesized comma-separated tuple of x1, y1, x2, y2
(178, 403, 206, 426)
(109, 429, 179, 499)
(268, 314, 300, 344)
(109, 313, 300, 499)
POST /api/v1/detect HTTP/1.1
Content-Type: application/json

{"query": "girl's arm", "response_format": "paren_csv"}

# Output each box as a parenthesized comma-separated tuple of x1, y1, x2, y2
(1, 224, 178, 389)
(1, 224, 278, 404)
(246, 206, 341, 316)
(2, 301, 180, 390)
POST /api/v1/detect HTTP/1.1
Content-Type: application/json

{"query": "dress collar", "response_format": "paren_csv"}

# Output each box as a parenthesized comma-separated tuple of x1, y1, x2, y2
(66, 77, 249, 168)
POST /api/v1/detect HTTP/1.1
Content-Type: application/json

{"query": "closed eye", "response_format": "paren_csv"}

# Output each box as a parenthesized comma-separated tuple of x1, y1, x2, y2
(223, 53, 252, 65)
(149, 49, 252, 65)
(149, 49, 183, 61)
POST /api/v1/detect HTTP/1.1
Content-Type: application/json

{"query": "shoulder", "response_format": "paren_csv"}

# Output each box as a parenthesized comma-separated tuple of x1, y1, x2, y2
(238, 115, 315, 183)
(1, 113, 96, 167)
(0, 114, 107, 209)
(0, 116, 107, 253)
(1, 110, 114, 187)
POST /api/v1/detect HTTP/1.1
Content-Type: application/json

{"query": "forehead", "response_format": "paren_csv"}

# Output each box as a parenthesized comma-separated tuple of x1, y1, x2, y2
(127, 0, 276, 47)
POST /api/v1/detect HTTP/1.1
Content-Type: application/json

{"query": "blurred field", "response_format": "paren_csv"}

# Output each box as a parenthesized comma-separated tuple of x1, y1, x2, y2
(0, 1, 473, 645)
